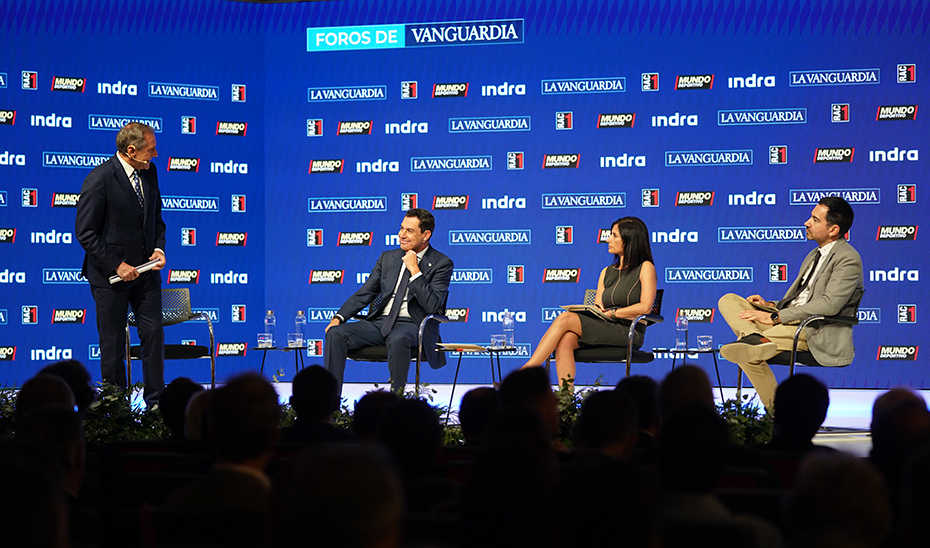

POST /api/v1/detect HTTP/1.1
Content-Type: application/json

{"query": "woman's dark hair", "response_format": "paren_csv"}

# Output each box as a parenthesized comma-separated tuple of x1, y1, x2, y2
(611, 216, 654, 271)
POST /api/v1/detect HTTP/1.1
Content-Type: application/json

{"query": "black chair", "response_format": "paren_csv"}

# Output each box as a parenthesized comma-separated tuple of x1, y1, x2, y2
(737, 289, 863, 391)
(126, 287, 216, 389)
(346, 294, 449, 391)
(546, 289, 664, 379)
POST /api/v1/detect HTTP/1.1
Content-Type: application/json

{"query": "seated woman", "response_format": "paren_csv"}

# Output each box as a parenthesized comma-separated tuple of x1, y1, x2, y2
(521, 216, 657, 387)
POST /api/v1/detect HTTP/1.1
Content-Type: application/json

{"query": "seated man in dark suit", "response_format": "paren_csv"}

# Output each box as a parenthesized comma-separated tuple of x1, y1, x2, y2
(325, 208, 453, 395)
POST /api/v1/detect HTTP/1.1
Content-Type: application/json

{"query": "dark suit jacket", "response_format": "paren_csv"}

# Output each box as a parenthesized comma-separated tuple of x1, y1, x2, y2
(776, 239, 864, 366)
(75, 155, 166, 288)
(336, 246, 453, 368)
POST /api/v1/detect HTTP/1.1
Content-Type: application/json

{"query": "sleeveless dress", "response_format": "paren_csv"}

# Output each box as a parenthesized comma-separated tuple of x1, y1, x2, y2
(577, 263, 647, 349)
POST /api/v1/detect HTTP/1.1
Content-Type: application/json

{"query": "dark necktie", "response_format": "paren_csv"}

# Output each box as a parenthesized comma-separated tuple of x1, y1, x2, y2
(131, 170, 144, 208)
(798, 250, 822, 291)
(380, 267, 411, 337)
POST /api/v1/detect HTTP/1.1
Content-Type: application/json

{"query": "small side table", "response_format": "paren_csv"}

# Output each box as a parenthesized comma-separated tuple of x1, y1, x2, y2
(437, 343, 516, 423)
(257, 346, 306, 378)
(654, 347, 724, 402)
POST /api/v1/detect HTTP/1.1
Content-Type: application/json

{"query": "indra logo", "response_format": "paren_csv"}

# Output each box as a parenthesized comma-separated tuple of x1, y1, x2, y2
(22, 71, 38, 90)
(600, 154, 645, 168)
(450, 269, 492, 284)
(642, 189, 659, 208)
(52, 309, 86, 324)
(898, 185, 917, 204)
(831, 103, 850, 123)
(0, 110, 15, 125)
(507, 152, 524, 170)
(216, 232, 247, 246)
(482, 82, 525, 96)
(385, 120, 428, 134)
(445, 308, 469, 322)
(182, 116, 196, 134)
(675, 74, 714, 90)
(432, 83, 468, 98)
(1, 151, 26, 166)
(211, 271, 249, 284)
(597, 113, 635, 128)
(401, 81, 417, 99)
(877, 105, 918, 121)
(0, 228, 15, 243)
(653, 229, 699, 243)
(556, 226, 572, 244)
(307, 229, 323, 247)
(168, 157, 200, 172)
(231, 84, 246, 102)
(641, 73, 659, 91)
(542, 154, 580, 169)
(22, 305, 38, 324)
(181, 228, 196, 246)
(729, 192, 775, 206)
(338, 121, 373, 135)
(770, 263, 789, 282)
(676, 192, 714, 206)
(31, 112, 72, 128)
(877, 226, 918, 241)
(31, 229, 72, 244)
(232, 195, 246, 212)
(870, 268, 919, 282)
(357, 159, 399, 173)
(167, 270, 201, 284)
(52, 193, 80, 207)
(727, 74, 775, 88)
(216, 343, 247, 357)
(877, 346, 918, 361)
(232, 305, 246, 323)
(555, 112, 572, 130)
(897, 64, 916, 83)
(31, 346, 72, 361)
(309, 159, 344, 174)
(543, 269, 581, 283)
(97, 80, 137, 95)
(309, 270, 344, 284)
(770, 146, 788, 164)
(216, 121, 247, 136)
(338, 232, 373, 246)
(401, 193, 418, 210)
(0, 270, 27, 283)
(307, 119, 322, 136)
(898, 304, 917, 324)
(482, 195, 525, 209)
(51, 76, 85, 92)
(482, 309, 526, 323)
(870, 148, 918, 162)
(678, 308, 715, 323)
(507, 265, 524, 283)
(210, 160, 248, 174)
(652, 113, 698, 127)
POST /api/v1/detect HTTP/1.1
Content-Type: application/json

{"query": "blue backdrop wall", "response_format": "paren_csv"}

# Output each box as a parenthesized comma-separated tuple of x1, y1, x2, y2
(1, 0, 927, 390)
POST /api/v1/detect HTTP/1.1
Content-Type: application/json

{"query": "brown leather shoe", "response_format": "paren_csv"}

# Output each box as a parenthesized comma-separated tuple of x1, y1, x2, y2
(719, 333, 778, 364)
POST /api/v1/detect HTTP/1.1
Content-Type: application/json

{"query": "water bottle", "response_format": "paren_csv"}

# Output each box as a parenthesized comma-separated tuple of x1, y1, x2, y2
(295, 310, 307, 342)
(502, 311, 515, 347)
(675, 309, 689, 351)
(264, 310, 276, 347)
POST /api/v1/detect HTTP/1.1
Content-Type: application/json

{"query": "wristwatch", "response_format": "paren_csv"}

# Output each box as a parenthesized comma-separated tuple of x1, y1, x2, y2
(770, 311, 781, 325)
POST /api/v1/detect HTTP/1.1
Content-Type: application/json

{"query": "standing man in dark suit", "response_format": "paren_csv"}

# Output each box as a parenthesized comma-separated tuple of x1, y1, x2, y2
(325, 208, 453, 395)
(718, 196, 863, 411)
(75, 122, 166, 407)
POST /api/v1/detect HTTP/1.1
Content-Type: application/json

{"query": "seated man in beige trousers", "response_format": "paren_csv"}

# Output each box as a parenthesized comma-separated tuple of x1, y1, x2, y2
(718, 196, 863, 411)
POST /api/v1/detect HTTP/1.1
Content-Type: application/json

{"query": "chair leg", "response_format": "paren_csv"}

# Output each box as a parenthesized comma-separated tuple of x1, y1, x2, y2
(445, 354, 464, 426)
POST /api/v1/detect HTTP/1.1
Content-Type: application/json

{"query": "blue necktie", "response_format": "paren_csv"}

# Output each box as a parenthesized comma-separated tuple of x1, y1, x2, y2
(131, 170, 144, 208)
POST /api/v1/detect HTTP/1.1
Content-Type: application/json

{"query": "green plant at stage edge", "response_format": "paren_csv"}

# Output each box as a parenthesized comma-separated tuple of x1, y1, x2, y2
(718, 392, 773, 447)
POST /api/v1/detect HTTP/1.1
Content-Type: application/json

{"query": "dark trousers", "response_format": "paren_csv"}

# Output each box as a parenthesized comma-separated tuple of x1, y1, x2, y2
(90, 273, 164, 407)
(324, 316, 417, 395)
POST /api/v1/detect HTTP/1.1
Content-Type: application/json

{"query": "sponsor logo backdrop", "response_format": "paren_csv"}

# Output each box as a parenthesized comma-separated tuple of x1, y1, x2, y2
(0, 0, 927, 389)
